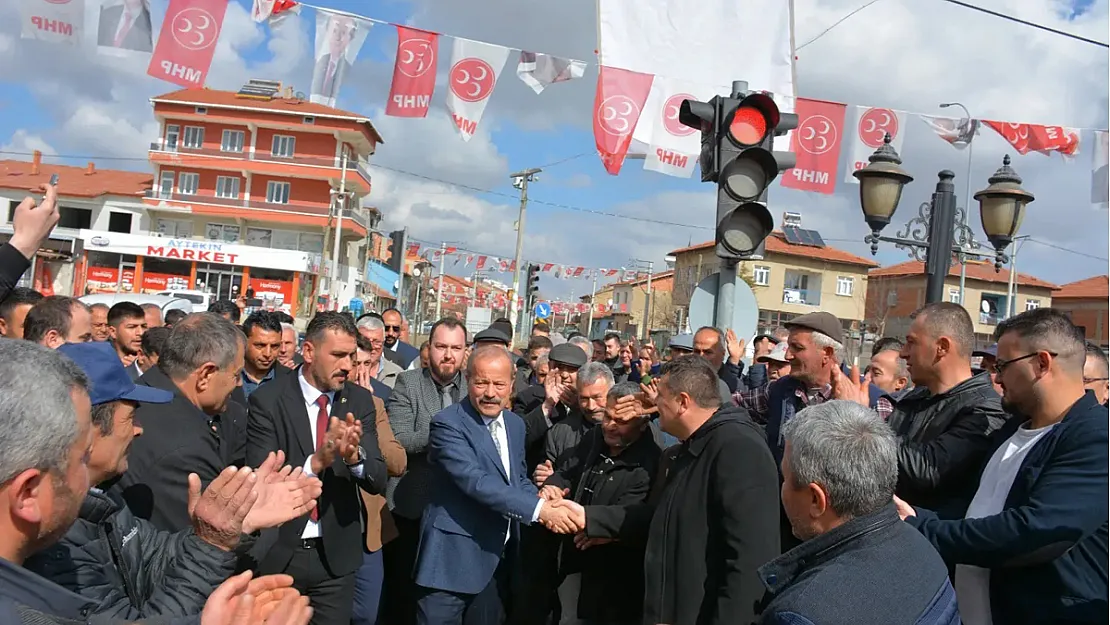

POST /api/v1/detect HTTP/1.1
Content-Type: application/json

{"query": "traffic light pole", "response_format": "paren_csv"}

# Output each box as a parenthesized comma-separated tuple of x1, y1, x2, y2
(509, 169, 541, 343)
(713, 81, 746, 331)
(395, 227, 407, 315)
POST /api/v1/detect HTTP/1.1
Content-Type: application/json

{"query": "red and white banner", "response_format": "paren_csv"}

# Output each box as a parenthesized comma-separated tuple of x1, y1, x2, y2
(445, 38, 510, 141)
(21, 0, 84, 45)
(386, 26, 438, 118)
(635, 76, 722, 178)
(310, 9, 372, 108)
(781, 98, 846, 195)
(983, 121, 1080, 156)
(592, 66, 654, 175)
(1093, 131, 1108, 207)
(844, 106, 908, 184)
(146, 0, 228, 88)
(251, 0, 299, 25)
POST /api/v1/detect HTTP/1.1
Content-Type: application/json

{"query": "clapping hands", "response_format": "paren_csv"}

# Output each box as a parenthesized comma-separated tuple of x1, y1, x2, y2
(310, 413, 363, 474)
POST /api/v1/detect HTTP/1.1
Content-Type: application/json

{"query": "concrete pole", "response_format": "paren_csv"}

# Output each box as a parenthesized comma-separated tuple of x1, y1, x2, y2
(509, 168, 541, 342)
(433, 242, 446, 321)
(328, 153, 349, 308)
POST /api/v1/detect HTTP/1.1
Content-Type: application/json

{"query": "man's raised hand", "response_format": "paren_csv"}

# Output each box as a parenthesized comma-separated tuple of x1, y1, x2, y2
(10, 183, 60, 260)
(189, 466, 258, 551)
(337, 412, 363, 464)
(533, 459, 553, 487)
(831, 364, 871, 407)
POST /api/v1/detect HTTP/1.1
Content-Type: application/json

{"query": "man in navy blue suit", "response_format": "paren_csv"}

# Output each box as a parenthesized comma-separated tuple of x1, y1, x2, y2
(413, 345, 579, 625)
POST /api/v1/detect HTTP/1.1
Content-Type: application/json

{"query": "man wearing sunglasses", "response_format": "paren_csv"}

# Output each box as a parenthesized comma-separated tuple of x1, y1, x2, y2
(381, 308, 420, 369)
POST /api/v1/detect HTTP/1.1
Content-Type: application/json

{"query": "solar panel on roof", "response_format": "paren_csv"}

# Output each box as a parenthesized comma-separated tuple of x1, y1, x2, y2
(782, 226, 804, 245)
(782, 226, 826, 248)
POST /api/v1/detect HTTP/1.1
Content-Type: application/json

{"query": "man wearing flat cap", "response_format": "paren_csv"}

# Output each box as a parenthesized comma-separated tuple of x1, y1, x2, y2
(473, 326, 512, 348)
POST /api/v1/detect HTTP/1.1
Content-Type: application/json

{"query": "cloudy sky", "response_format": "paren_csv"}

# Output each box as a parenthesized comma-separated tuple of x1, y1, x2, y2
(0, 0, 1107, 300)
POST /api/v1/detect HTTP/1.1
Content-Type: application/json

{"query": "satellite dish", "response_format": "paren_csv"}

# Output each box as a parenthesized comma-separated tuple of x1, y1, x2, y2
(413, 267, 422, 277)
(981, 300, 991, 314)
(294, 91, 306, 101)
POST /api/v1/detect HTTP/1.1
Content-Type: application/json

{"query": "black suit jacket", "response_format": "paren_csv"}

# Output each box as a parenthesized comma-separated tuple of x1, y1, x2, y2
(97, 4, 153, 52)
(383, 340, 420, 369)
(111, 366, 238, 532)
(246, 368, 388, 576)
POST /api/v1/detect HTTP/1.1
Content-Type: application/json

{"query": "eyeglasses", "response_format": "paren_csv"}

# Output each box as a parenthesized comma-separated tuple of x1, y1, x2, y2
(384, 325, 401, 332)
(992, 351, 1057, 375)
(1084, 377, 1110, 384)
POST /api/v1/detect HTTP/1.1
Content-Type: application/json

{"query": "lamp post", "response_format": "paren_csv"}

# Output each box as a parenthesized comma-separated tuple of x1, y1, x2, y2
(939, 101, 975, 304)
(853, 135, 1034, 304)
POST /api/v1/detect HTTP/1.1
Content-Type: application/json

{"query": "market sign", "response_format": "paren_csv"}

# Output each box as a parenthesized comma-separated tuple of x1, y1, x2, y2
(79, 230, 316, 273)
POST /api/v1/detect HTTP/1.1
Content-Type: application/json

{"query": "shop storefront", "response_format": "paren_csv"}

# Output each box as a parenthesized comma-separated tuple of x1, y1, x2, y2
(77, 230, 321, 317)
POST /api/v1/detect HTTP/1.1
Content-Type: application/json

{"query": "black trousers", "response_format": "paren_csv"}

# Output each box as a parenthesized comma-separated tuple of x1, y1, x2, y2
(381, 514, 422, 625)
(271, 538, 356, 625)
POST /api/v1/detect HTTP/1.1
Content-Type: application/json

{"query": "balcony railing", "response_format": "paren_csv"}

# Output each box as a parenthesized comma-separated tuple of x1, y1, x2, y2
(979, 312, 1002, 326)
(783, 288, 821, 306)
(149, 141, 372, 187)
(145, 190, 370, 231)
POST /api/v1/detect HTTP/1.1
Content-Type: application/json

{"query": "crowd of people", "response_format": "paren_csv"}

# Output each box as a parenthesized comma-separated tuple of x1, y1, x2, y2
(0, 182, 1107, 625)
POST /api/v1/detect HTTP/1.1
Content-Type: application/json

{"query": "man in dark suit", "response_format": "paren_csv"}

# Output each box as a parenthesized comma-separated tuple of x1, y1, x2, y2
(311, 14, 357, 105)
(382, 308, 420, 369)
(414, 345, 579, 624)
(97, 0, 152, 52)
(381, 317, 468, 625)
(247, 311, 388, 625)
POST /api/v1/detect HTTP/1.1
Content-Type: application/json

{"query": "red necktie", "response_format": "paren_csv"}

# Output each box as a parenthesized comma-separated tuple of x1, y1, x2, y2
(114, 10, 132, 47)
(311, 394, 329, 521)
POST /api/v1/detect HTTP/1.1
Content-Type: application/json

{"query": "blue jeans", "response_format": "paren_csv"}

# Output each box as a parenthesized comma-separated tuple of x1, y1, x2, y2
(351, 548, 384, 625)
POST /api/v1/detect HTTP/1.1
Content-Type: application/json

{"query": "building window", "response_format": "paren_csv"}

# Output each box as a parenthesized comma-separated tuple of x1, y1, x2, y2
(107, 211, 132, 233)
(272, 230, 300, 250)
(266, 181, 291, 204)
(158, 171, 175, 198)
(215, 176, 240, 199)
(195, 106, 208, 115)
(271, 135, 296, 158)
(156, 218, 193, 238)
(58, 206, 92, 229)
(164, 125, 180, 151)
(752, 265, 770, 286)
(298, 233, 324, 253)
(245, 228, 273, 247)
(205, 223, 240, 243)
(182, 126, 204, 149)
(1026, 299, 1041, 311)
(303, 116, 315, 124)
(220, 129, 244, 153)
(836, 276, 854, 297)
(948, 288, 961, 304)
(177, 172, 199, 195)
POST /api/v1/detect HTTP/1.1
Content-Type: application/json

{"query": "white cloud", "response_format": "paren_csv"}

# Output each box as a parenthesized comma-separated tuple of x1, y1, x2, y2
(1, 130, 57, 156)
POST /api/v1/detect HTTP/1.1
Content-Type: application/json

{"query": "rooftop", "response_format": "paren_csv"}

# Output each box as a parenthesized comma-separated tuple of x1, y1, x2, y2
(669, 232, 879, 268)
(1054, 275, 1109, 299)
(610, 269, 675, 288)
(870, 260, 1059, 290)
(0, 157, 152, 199)
(151, 87, 384, 144)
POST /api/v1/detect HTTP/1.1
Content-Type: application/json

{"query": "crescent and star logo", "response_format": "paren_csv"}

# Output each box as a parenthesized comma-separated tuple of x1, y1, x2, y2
(598, 95, 639, 137)
(797, 114, 838, 155)
(171, 8, 218, 52)
(89, 236, 109, 247)
(858, 107, 898, 149)
(397, 38, 435, 78)
(449, 58, 496, 103)
(663, 93, 696, 137)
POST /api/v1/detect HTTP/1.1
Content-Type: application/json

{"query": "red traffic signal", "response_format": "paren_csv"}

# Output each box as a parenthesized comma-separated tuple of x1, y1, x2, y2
(725, 93, 781, 147)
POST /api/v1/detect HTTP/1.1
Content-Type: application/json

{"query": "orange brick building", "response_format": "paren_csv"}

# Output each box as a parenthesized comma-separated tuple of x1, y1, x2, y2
(1052, 275, 1109, 348)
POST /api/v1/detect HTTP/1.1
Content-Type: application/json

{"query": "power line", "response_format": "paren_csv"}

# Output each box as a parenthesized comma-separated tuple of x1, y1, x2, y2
(1027, 238, 1109, 262)
(797, 0, 886, 51)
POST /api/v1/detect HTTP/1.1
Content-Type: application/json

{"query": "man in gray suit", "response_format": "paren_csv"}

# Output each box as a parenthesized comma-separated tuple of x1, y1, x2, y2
(311, 14, 357, 105)
(382, 317, 469, 625)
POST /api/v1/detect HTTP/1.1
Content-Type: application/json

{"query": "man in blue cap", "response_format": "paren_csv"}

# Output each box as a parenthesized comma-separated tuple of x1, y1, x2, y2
(25, 341, 322, 620)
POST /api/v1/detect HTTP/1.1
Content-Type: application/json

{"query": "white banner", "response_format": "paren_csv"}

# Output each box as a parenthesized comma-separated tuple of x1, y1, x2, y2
(310, 9, 372, 108)
(516, 51, 586, 94)
(446, 38, 510, 141)
(598, 0, 794, 98)
(635, 76, 725, 178)
(93, 0, 153, 56)
(21, 0, 84, 45)
(79, 230, 317, 273)
(1093, 130, 1108, 207)
(843, 106, 909, 184)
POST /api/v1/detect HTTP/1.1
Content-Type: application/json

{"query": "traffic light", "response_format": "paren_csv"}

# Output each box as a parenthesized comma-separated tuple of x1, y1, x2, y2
(526, 264, 540, 306)
(679, 87, 798, 259)
(386, 229, 405, 273)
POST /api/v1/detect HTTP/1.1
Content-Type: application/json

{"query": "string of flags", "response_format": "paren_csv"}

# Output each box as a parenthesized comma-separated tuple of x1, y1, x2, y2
(404, 240, 654, 283)
(15, 0, 1108, 205)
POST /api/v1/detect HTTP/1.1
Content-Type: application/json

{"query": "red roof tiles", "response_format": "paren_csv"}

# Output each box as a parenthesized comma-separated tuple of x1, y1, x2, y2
(0, 158, 152, 198)
(870, 260, 1059, 290)
(669, 232, 879, 268)
(1054, 275, 1109, 299)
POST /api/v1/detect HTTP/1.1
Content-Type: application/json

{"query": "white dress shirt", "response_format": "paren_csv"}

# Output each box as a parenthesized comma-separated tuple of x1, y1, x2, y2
(112, 7, 140, 46)
(481, 410, 544, 543)
(298, 371, 365, 539)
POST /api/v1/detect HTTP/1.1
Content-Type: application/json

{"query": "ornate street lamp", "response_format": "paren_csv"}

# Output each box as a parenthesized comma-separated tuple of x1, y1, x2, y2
(854, 134, 914, 253)
(974, 155, 1035, 270)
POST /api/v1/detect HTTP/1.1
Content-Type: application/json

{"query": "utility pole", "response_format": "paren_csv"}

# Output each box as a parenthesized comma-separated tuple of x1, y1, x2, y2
(433, 241, 447, 321)
(631, 259, 654, 341)
(328, 153, 349, 309)
(1004, 235, 1031, 319)
(509, 168, 541, 342)
(395, 227, 408, 316)
(585, 271, 598, 338)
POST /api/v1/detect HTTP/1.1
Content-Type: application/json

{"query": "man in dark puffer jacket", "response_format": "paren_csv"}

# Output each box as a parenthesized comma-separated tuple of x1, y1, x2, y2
(25, 342, 321, 619)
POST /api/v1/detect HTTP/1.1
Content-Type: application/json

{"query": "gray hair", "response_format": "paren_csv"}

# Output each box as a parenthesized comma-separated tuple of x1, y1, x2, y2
(568, 336, 593, 362)
(280, 322, 297, 335)
(534, 354, 549, 369)
(782, 400, 897, 519)
(0, 341, 90, 483)
(607, 380, 641, 401)
(466, 344, 513, 376)
(577, 361, 615, 390)
(356, 315, 385, 332)
(811, 331, 846, 363)
(159, 312, 245, 379)
(695, 326, 725, 350)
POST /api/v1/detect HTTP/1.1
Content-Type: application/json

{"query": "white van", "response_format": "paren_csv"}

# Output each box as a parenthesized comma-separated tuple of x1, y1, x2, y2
(79, 294, 195, 316)
(155, 290, 213, 312)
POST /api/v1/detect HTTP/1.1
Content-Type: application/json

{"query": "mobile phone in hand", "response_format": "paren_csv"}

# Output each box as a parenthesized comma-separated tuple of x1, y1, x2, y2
(49, 174, 59, 186)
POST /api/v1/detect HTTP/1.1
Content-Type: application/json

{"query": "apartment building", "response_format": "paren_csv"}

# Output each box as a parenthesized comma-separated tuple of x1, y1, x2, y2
(122, 82, 383, 316)
(0, 155, 152, 296)
(669, 231, 877, 337)
(1052, 275, 1108, 348)
(587, 270, 675, 338)
(865, 260, 1058, 345)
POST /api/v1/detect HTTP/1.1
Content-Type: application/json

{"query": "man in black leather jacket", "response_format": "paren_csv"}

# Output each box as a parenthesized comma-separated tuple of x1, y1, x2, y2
(25, 342, 321, 619)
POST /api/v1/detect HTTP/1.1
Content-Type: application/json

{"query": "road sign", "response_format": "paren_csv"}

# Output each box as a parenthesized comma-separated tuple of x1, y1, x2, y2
(349, 298, 365, 318)
(687, 272, 758, 339)
(533, 301, 552, 319)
